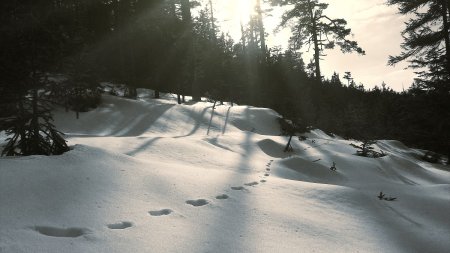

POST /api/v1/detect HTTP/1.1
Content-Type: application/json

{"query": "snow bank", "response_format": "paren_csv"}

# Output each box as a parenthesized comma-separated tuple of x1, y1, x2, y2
(1, 93, 449, 253)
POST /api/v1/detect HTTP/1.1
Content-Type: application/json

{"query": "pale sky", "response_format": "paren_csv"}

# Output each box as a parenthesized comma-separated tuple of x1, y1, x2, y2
(205, 0, 416, 91)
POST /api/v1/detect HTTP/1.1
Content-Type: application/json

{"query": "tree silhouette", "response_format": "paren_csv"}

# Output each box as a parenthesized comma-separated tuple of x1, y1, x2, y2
(388, 0, 450, 91)
(272, 0, 365, 83)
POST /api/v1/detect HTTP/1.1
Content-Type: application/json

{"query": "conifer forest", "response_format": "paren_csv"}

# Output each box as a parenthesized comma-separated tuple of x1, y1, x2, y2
(1, 0, 449, 158)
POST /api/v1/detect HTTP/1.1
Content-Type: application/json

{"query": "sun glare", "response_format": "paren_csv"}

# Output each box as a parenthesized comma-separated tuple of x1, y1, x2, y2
(214, 0, 275, 41)
(235, 0, 256, 24)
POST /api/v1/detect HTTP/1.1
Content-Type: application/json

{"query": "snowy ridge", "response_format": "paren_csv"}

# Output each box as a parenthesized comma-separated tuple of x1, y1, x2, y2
(1, 93, 449, 253)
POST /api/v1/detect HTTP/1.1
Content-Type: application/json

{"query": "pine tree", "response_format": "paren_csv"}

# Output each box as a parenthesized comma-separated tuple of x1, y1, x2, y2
(343, 72, 353, 86)
(387, 0, 450, 91)
(272, 0, 365, 83)
(330, 72, 342, 86)
(255, 0, 267, 57)
(1, 1, 70, 156)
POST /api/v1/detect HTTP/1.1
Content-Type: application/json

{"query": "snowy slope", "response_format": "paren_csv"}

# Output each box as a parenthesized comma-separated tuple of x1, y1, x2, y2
(1, 93, 449, 253)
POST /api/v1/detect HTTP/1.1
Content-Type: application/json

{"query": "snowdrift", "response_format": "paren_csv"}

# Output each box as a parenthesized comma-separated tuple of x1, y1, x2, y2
(1, 93, 449, 253)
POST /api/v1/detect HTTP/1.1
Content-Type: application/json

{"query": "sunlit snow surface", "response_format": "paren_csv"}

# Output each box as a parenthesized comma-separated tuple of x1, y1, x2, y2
(1, 92, 449, 253)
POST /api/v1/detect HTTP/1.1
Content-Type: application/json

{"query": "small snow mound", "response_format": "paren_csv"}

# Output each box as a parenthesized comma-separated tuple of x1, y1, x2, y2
(304, 129, 335, 140)
(33, 226, 89, 238)
(379, 140, 410, 150)
(231, 107, 280, 135)
(274, 157, 346, 185)
(377, 140, 423, 159)
(257, 139, 289, 158)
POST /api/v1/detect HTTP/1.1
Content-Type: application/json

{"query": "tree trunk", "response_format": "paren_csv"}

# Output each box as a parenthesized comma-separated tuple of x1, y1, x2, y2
(240, 20, 247, 55)
(209, 0, 216, 42)
(312, 26, 321, 82)
(180, 0, 190, 21)
(180, 0, 201, 101)
(256, 0, 266, 56)
(31, 88, 40, 152)
(441, 0, 450, 75)
(18, 97, 27, 153)
(169, 0, 176, 18)
(126, 86, 137, 99)
(75, 85, 80, 119)
(249, 16, 255, 47)
(115, 1, 127, 86)
(284, 135, 293, 152)
(308, 0, 322, 83)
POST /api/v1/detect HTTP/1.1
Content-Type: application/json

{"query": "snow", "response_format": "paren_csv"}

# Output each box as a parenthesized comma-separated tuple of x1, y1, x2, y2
(1, 92, 449, 253)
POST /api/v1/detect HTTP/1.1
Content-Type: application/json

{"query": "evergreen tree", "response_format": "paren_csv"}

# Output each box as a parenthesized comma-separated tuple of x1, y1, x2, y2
(0, 1, 70, 156)
(330, 72, 342, 86)
(272, 0, 365, 83)
(388, 0, 450, 91)
(255, 0, 268, 57)
(343, 72, 353, 86)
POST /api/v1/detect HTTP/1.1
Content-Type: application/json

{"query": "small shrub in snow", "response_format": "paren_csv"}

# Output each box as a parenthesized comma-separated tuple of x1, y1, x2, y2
(377, 192, 397, 201)
(298, 136, 307, 141)
(325, 131, 335, 138)
(278, 117, 308, 152)
(330, 162, 337, 171)
(384, 196, 397, 201)
(422, 151, 443, 164)
(350, 140, 386, 158)
(1, 92, 69, 156)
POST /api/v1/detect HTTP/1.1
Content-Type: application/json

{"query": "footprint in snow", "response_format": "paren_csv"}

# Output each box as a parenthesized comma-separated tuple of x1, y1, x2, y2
(186, 199, 209, 207)
(231, 186, 245, 190)
(244, 181, 259, 186)
(215, 194, 229, 200)
(260, 179, 267, 183)
(149, 209, 173, 216)
(33, 226, 89, 238)
(107, 221, 133, 229)
(264, 173, 270, 177)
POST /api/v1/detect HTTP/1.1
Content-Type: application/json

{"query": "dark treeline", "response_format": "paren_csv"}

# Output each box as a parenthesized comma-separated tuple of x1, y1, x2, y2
(0, 0, 449, 158)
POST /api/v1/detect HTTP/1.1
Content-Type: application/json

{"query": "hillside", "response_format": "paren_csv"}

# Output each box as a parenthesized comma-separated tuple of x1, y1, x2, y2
(1, 92, 449, 253)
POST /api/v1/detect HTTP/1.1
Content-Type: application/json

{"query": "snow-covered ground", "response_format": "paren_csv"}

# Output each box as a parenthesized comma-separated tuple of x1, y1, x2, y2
(1, 92, 449, 253)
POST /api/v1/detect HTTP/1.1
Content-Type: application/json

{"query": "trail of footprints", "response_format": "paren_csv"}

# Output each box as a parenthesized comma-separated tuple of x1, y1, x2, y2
(32, 159, 275, 237)
(262, 159, 273, 181)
